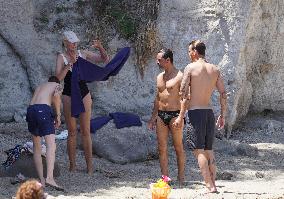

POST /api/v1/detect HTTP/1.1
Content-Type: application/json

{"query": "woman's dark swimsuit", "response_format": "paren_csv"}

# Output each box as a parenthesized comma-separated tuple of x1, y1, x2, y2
(158, 110, 180, 126)
(62, 70, 89, 98)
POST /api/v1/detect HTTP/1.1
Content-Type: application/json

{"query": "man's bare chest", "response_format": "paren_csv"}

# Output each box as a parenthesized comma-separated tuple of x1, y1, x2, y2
(158, 78, 180, 94)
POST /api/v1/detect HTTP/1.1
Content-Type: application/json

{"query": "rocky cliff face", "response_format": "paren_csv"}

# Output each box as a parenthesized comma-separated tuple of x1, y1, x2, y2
(0, 0, 283, 133)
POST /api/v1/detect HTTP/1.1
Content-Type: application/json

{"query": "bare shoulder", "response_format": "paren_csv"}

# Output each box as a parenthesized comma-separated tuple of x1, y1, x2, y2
(184, 63, 191, 70)
(177, 70, 183, 80)
(207, 62, 218, 70)
(156, 72, 165, 85)
(57, 51, 65, 58)
(157, 71, 165, 80)
(56, 53, 65, 67)
(184, 62, 196, 71)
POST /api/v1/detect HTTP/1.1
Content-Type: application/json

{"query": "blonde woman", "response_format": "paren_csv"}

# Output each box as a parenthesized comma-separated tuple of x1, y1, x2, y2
(56, 31, 109, 174)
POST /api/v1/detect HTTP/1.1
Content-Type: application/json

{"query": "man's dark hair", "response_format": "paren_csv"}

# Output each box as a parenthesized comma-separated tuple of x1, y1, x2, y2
(48, 76, 60, 84)
(159, 49, 173, 63)
(189, 40, 206, 56)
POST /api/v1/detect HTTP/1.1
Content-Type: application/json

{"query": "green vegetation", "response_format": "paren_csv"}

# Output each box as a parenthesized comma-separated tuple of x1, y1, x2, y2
(89, 0, 160, 76)
(109, 9, 136, 40)
(39, 14, 49, 24)
(55, 5, 68, 14)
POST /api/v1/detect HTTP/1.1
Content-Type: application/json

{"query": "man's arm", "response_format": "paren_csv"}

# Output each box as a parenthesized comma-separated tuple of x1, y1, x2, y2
(179, 98, 190, 118)
(180, 64, 191, 100)
(172, 98, 189, 128)
(53, 84, 63, 128)
(148, 88, 159, 130)
(173, 72, 190, 128)
(216, 70, 227, 129)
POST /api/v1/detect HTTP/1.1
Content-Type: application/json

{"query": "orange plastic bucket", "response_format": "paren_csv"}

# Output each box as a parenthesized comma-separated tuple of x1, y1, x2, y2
(150, 183, 171, 199)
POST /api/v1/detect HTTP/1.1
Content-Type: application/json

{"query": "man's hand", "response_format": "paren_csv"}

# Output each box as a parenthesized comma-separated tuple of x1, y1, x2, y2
(216, 115, 225, 130)
(172, 116, 183, 129)
(54, 116, 61, 129)
(147, 117, 157, 131)
(92, 40, 103, 49)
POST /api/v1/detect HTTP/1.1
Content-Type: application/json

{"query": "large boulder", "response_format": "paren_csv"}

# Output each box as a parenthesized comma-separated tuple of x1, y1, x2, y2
(214, 139, 259, 157)
(157, 0, 284, 135)
(0, 152, 60, 178)
(88, 121, 158, 164)
(0, 0, 284, 132)
(0, 37, 31, 122)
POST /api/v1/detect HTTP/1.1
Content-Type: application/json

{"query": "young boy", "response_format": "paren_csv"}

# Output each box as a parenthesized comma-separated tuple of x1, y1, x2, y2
(26, 76, 63, 191)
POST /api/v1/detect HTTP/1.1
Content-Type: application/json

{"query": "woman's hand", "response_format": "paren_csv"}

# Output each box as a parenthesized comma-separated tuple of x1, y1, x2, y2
(91, 39, 103, 49)
(64, 63, 73, 71)
(54, 115, 61, 129)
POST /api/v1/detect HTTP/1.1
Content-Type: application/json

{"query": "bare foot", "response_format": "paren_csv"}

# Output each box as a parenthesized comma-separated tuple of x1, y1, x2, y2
(69, 165, 76, 172)
(205, 182, 217, 193)
(178, 177, 185, 188)
(45, 178, 59, 188)
(87, 168, 94, 175)
(87, 164, 93, 175)
(207, 186, 217, 193)
(45, 178, 64, 191)
(40, 178, 45, 188)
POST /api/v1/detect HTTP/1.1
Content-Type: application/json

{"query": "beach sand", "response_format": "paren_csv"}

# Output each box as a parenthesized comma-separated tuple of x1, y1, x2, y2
(0, 119, 283, 199)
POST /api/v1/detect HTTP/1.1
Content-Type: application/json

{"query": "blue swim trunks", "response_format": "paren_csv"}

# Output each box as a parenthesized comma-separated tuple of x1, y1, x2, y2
(26, 104, 55, 137)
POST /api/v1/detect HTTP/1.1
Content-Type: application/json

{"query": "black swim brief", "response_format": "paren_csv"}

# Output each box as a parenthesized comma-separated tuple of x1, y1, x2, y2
(185, 109, 215, 150)
(158, 110, 180, 126)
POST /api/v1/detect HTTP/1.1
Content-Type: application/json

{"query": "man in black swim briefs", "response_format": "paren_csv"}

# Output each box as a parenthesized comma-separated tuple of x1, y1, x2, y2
(148, 49, 187, 186)
(180, 40, 227, 193)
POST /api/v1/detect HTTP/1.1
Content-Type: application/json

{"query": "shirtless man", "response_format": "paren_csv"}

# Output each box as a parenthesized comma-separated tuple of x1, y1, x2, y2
(26, 76, 63, 191)
(180, 40, 227, 193)
(148, 49, 187, 186)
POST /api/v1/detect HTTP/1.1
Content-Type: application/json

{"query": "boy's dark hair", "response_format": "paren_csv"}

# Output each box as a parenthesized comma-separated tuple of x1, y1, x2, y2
(159, 49, 173, 63)
(48, 76, 60, 84)
(189, 40, 206, 56)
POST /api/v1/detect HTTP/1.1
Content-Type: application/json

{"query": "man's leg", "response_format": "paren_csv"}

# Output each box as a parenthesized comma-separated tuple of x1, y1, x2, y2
(156, 117, 170, 177)
(79, 93, 93, 174)
(63, 95, 77, 172)
(169, 119, 185, 186)
(204, 110, 217, 188)
(32, 135, 44, 186)
(44, 134, 60, 187)
(205, 150, 216, 187)
(193, 149, 216, 193)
